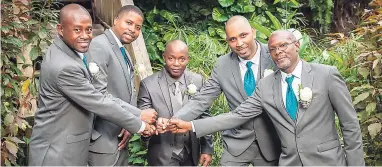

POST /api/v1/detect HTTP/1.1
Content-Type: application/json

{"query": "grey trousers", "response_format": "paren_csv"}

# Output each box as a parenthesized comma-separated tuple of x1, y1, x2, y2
(88, 149, 129, 166)
(220, 141, 278, 166)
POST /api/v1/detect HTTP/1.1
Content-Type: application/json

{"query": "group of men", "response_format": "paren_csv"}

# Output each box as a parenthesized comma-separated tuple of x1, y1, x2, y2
(28, 3, 365, 166)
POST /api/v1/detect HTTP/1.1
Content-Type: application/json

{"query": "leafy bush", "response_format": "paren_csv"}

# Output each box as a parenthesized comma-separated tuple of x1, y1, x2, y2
(1, 0, 58, 165)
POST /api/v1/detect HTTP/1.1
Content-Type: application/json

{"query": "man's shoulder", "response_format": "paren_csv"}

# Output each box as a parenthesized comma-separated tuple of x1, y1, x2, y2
(90, 34, 109, 46)
(141, 71, 161, 84)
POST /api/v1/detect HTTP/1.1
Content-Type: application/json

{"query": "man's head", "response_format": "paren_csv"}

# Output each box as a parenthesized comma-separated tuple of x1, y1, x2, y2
(225, 15, 257, 60)
(163, 40, 189, 79)
(57, 4, 92, 53)
(268, 30, 300, 74)
(111, 5, 144, 44)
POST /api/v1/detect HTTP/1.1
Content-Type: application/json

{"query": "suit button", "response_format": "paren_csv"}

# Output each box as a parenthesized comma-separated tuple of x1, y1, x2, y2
(184, 134, 187, 136)
(170, 144, 173, 147)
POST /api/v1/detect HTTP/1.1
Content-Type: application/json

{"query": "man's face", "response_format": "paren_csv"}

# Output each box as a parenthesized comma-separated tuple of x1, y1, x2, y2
(163, 46, 189, 79)
(57, 13, 92, 53)
(226, 23, 257, 60)
(268, 33, 300, 72)
(113, 11, 143, 44)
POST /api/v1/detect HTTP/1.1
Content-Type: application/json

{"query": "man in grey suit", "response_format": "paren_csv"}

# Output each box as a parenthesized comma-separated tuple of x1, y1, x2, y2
(86, 5, 157, 166)
(159, 16, 280, 166)
(28, 4, 155, 166)
(138, 40, 214, 166)
(170, 30, 365, 166)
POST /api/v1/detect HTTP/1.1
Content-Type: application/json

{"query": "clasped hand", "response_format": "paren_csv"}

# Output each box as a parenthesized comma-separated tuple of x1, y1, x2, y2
(156, 117, 193, 133)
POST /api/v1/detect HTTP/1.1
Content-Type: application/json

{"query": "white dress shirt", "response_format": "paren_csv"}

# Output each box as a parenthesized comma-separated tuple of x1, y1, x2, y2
(281, 60, 302, 106)
(238, 42, 261, 82)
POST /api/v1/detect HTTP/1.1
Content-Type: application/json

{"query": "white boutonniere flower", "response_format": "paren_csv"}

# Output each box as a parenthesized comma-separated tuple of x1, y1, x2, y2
(187, 83, 197, 95)
(263, 69, 274, 78)
(137, 63, 145, 73)
(298, 85, 312, 108)
(88, 62, 100, 78)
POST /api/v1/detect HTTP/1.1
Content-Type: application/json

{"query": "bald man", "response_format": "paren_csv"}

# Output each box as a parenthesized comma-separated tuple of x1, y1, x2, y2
(28, 4, 154, 166)
(170, 30, 365, 166)
(138, 40, 213, 166)
(158, 16, 280, 165)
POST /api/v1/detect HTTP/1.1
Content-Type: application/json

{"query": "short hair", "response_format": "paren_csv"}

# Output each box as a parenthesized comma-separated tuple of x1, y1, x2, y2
(59, 4, 90, 24)
(115, 5, 144, 20)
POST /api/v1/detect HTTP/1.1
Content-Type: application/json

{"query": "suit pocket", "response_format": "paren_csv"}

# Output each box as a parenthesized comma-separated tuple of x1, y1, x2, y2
(91, 129, 101, 141)
(66, 131, 90, 144)
(317, 139, 340, 152)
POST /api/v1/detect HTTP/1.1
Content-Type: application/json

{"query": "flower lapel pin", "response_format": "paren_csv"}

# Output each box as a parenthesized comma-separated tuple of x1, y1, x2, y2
(298, 85, 312, 109)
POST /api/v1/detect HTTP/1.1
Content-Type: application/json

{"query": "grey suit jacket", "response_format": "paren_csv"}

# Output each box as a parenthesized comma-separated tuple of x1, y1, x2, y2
(174, 42, 280, 160)
(193, 61, 365, 166)
(86, 29, 140, 154)
(138, 69, 214, 165)
(28, 36, 143, 166)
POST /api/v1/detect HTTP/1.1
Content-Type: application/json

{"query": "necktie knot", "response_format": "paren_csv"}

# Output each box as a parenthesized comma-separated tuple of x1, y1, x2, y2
(246, 61, 253, 68)
(285, 75, 294, 85)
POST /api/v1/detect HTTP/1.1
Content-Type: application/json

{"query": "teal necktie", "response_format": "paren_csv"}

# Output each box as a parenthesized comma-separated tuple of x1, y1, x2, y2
(82, 55, 88, 69)
(285, 75, 298, 121)
(119, 47, 133, 72)
(244, 61, 256, 96)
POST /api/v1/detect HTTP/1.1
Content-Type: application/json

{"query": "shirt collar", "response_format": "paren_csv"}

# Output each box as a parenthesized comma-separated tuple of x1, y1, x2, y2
(238, 41, 261, 66)
(281, 60, 302, 82)
(109, 29, 124, 48)
(164, 68, 185, 86)
(75, 51, 84, 59)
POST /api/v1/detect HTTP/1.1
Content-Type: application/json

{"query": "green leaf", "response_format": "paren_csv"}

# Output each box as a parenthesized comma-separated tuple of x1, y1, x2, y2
(5, 140, 18, 157)
(133, 157, 145, 164)
(243, 5, 256, 13)
(368, 123, 381, 139)
(298, 34, 310, 54)
(5, 37, 22, 47)
(29, 47, 39, 61)
(218, 0, 235, 7)
(156, 42, 165, 51)
(216, 28, 226, 39)
(136, 150, 147, 155)
(212, 7, 229, 22)
(273, 0, 281, 4)
(38, 29, 48, 39)
(4, 137, 25, 144)
(265, 11, 282, 30)
(199, 9, 211, 16)
(208, 27, 216, 36)
(26, 19, 39, 26)
(129, 134, 140, 142)
(358, 67, 369, 79)
(322, 49, 330, 60)
(366, 102, 377, 114)
(4, 113, 14, 126)
(353, 92, 369, 105)
(250, 21, 271, 37)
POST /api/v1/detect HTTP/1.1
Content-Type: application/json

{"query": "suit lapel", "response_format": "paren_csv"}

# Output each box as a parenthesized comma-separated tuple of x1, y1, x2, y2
(273, 71, 296, 131)
(258, 44, 273, 80)
(104, 30, 132, 95)
(230, 52, 248, 100)
(54, 36, 92, 81)
(296, 61, 313, 125)
(158, 69, 173, 114)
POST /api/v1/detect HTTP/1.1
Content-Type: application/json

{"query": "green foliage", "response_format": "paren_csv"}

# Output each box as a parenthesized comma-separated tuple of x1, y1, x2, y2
(128, 134, 148, 166)
(1, 0, 58, 166)
(304, 0, 334, 33)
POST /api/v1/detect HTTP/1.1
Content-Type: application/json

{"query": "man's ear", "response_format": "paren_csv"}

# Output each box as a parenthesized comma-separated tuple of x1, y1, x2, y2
(252, 28, 257, 39)
(113, 16, 119, 27)
(56, 24, 63, 37)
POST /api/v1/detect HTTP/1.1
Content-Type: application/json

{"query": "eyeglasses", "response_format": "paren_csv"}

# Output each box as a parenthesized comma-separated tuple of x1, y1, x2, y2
(269, 41, 297, 54)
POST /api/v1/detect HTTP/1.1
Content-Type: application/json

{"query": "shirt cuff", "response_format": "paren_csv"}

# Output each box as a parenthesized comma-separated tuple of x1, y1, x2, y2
(137, 121, 146, 133)
(191, 121, 196, 132)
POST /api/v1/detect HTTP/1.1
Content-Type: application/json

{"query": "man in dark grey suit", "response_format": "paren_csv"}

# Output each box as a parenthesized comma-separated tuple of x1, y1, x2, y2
(28, 4, 155, 166)
(86, 5, 157, 166)
(170, 30, 365, 166)
(138, 40, 213, 166)
(159, 16, 280, 166)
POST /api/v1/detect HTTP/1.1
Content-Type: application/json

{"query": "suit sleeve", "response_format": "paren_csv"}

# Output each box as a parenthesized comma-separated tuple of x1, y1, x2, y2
(174, 63, 223, 121)
(87, 41, 141, 117)
(192, 80, 264, 137)
(57, 65, 142, 133)
(328, 67, 365, 166)
(137, 80, 152, 143)
(196, 77, 214, 154)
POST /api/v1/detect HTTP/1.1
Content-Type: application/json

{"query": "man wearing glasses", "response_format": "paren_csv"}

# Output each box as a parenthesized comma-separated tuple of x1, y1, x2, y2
(169, 30, 365, 166)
